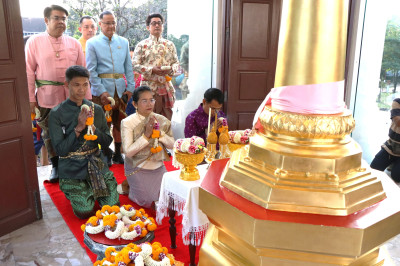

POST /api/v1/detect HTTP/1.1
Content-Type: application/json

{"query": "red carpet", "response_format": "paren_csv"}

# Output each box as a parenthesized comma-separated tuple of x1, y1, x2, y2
(43, 161, 200, 265)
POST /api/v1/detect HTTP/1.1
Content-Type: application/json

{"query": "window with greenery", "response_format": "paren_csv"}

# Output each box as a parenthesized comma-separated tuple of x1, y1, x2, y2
(378, 17, 400, 111)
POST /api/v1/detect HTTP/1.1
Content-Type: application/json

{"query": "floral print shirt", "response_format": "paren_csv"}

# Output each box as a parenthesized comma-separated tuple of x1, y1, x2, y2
(132, 35, 179, 108)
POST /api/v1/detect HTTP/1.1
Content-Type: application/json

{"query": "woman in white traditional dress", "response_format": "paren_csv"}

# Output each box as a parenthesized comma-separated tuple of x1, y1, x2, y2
(121, 86, 174, 208)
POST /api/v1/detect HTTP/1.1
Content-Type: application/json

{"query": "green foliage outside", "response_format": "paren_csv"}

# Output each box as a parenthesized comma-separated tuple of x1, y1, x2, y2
(62, 0, 169, 47)
(168, 34, 188, 59)
(378, 16, 400, 109)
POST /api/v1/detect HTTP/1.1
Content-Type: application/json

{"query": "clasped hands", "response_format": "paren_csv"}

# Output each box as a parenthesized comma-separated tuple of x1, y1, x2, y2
(144, 115, 156, 139)
(75, 107, 95, 134)
(100, 91, 132, 106)
(151, 66, 171, 76)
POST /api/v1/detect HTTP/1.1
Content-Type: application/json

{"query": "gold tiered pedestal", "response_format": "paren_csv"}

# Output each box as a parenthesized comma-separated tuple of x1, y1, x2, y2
(175, 151, 205, 181)
(199, 159, 400, 265)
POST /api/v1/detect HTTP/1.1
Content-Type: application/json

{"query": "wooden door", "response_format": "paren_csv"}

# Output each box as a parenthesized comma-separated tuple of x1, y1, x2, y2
(0, 0, 42, 236)
(223, 0, 282, 130)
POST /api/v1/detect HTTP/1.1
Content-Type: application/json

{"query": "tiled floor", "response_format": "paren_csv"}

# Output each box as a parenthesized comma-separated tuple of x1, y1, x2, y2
(0, 166, 92, 266)
(0, 166, 400, 265)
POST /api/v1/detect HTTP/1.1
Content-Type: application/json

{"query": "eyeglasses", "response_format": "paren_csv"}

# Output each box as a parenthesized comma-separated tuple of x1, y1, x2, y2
(150, 21, 163, 26)
(139, 99, 156, 104)
(50, 16, 67, 22)
(102, 21, 116, 26)
(83, 25, 96, 30)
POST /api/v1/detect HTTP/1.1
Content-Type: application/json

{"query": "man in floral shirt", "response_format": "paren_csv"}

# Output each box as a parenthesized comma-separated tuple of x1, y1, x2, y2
(132, 13, 179, 120)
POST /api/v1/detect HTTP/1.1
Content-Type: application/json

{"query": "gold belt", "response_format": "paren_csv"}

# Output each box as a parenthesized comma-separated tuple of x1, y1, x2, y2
(98, 73, 124, 79)
(60, 147, 98, 159)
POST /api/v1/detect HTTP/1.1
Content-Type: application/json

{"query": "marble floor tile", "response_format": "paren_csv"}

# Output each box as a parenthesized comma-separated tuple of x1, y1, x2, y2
(0, 165, 92, 266)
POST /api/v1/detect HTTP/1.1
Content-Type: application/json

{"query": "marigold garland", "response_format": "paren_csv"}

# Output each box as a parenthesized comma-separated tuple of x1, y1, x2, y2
(81, 103, 98, 141)
(94, 242, 176, 266)
(150, 121, 162, 154)
(82, 205, 157, 241)
(104, 97, 115, 123)
(103, 214, 118, 228)
(217, 118, 228, 133)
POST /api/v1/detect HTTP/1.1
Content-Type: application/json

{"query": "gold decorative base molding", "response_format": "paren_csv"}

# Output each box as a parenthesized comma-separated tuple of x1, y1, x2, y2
(199, 224, 387, 266)
(259, 106, 355, 140)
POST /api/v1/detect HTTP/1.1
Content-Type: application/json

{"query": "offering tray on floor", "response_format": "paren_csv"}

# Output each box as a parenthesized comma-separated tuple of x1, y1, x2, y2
(84, 230, 155, 260)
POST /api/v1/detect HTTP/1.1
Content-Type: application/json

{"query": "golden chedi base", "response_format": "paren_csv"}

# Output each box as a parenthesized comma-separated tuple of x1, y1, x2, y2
(220, 136, 386, 215)
(219, 107, 386, 216)
(175, 151, 205, 181)
(199, 159, 400, 266)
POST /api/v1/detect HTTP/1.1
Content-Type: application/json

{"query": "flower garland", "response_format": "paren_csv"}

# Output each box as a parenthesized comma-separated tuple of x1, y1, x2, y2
(217, 118, 228, 133)
(81, 102, 97, 141)
(31, 107, 40, 132)
(174, 136, 206, 154)
(228, 129, 251, 144)
(150, 121, 162, 153)
(81, 205, 157, 241)
(93, 242, 175, 266)
(103, 97, 115, 123)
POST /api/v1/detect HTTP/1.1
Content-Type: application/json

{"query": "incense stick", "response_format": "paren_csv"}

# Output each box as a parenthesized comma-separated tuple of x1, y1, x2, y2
(207, 107, 211, 136)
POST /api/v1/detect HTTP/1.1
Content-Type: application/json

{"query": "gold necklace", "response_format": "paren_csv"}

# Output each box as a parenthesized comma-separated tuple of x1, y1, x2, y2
(48, 36, 62, 58)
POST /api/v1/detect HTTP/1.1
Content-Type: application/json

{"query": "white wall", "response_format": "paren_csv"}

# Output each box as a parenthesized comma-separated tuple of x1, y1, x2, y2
(167, 0, 217, 139)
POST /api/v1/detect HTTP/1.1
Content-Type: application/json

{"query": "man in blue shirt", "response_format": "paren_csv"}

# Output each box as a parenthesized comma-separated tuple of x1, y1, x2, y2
(86, 10, 135, 165)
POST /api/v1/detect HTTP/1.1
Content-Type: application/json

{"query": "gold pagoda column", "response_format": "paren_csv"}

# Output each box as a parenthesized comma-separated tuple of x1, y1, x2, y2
(198, 0, 400, 265)
(275, 0, 347, 86)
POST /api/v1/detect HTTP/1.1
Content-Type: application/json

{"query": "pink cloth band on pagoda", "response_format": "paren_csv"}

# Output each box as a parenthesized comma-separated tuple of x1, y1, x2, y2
(268, 80, 345, 114)
(253, 80, 346, 125)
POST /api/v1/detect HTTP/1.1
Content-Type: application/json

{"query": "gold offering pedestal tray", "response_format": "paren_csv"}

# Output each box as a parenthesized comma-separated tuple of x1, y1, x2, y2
(175, 151, 205, 181)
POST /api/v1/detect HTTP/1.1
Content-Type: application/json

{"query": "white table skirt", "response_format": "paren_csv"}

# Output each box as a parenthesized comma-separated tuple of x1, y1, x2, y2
(156, 164, 210, 246)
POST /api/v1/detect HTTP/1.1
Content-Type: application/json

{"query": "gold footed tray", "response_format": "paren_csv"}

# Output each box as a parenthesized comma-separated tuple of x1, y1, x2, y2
(175, 151, 205, 181)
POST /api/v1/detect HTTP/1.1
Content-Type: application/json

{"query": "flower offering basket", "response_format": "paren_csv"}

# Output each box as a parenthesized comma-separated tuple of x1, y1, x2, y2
(175, 151, 205, 181)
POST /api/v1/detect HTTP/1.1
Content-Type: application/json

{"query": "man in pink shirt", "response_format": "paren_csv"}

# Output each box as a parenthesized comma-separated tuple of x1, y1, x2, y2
(25, 5, 90, 182)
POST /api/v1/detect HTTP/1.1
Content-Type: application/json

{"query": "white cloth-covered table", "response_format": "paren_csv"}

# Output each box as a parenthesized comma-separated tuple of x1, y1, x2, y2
(156, 164, 209, 245)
